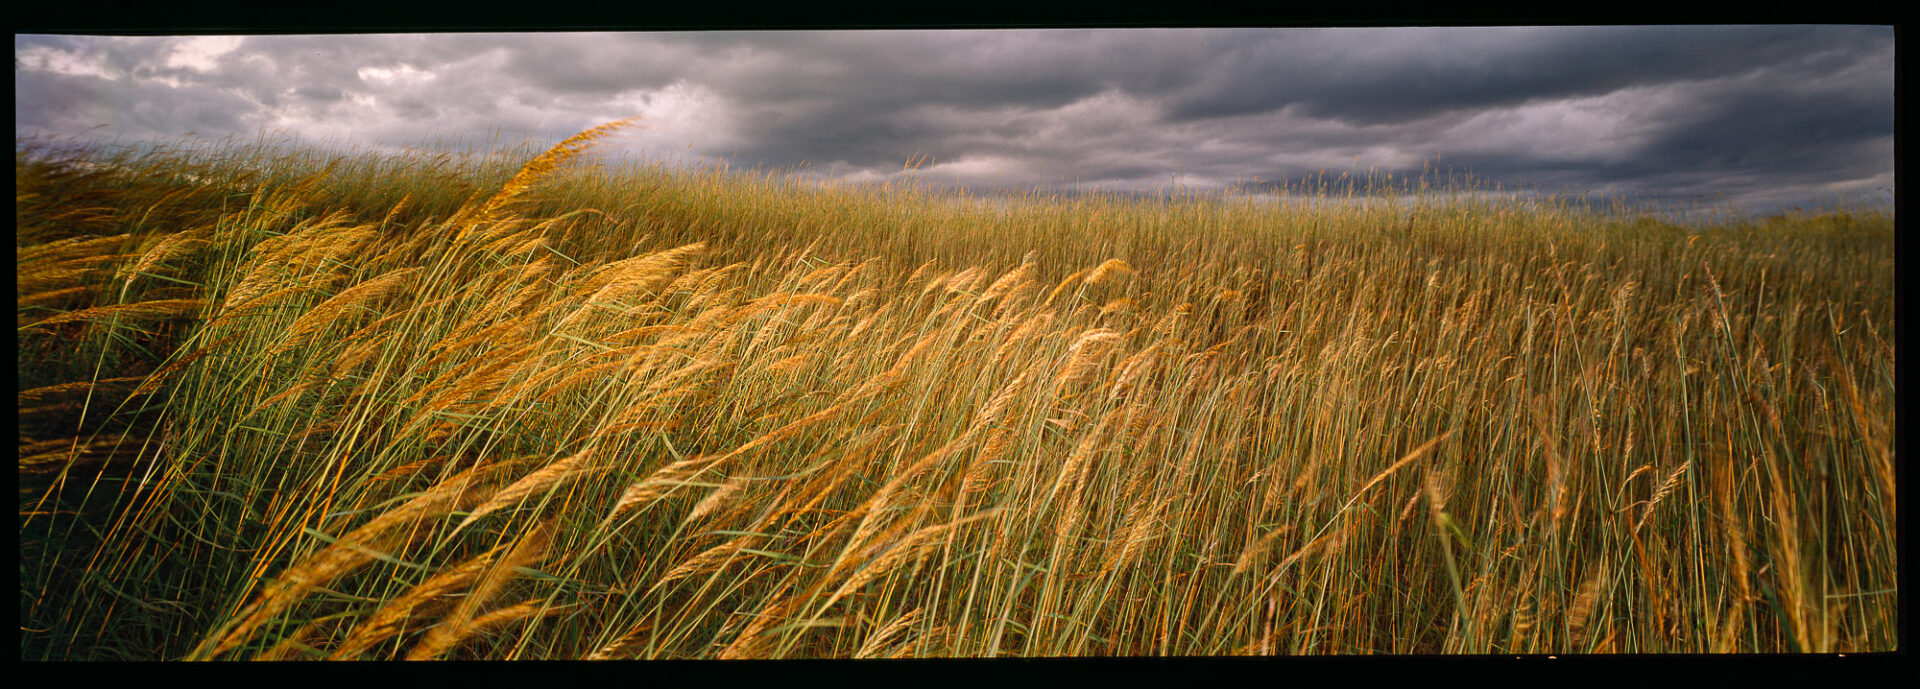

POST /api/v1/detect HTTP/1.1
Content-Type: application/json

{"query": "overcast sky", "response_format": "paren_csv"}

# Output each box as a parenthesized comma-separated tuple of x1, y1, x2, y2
(14, 27, 1895, 210)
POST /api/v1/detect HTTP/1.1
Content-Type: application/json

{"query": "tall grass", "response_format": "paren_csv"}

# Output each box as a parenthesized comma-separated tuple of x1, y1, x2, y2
(17, 124, 1895, 660)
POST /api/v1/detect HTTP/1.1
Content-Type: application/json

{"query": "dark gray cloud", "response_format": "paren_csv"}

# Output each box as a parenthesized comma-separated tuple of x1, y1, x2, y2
(14, 27, 1894, 210)
(1160, 26, 1889, 125)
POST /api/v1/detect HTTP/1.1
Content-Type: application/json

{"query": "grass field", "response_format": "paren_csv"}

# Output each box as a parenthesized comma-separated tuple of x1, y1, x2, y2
(17, 121, 1896, 659)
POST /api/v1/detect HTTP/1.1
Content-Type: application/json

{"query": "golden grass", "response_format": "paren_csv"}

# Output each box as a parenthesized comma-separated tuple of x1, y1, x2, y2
(17, 123, 1896, 660)
(192, 464, 503, 660)
(23, 298, 204, 330)
(405, 519, 557, 660)
(324, 542, 508, 660)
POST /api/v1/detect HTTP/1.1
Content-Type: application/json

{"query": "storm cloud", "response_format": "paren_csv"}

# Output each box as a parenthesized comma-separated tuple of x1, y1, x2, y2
(15, 27, 1894, 210)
